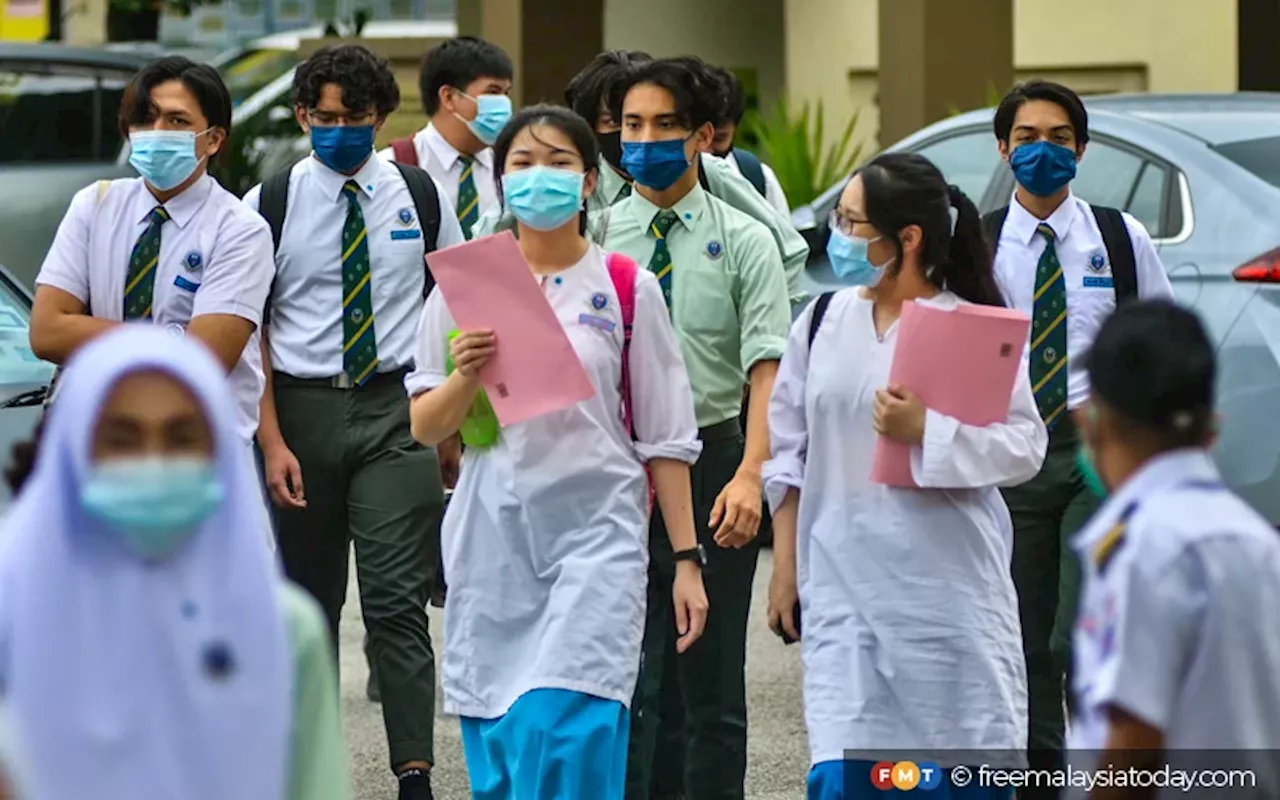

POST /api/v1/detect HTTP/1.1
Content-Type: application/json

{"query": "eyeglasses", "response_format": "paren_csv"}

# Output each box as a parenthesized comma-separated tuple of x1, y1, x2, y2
(307, 109, 377, 127)
(828, 209, 869, 237)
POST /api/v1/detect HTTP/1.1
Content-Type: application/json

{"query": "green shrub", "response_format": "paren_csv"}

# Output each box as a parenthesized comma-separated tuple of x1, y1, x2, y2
(743, 98, 866, 209)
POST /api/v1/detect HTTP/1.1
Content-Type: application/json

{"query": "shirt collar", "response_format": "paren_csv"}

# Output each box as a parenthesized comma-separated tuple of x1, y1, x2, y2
(425, 122, 492, 172)
(308, 153, 382, 201)
(599, 163, 632, 204)
(1005, 190, 1081, 246)
(625, 183, 707, 233)
(136, 173, 213, 229)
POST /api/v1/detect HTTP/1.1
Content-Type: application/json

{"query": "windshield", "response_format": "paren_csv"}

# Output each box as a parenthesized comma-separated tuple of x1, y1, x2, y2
(0, 277, 54, 390)
(219, 48, 299, 107)
(1211, 136, 1280, 190)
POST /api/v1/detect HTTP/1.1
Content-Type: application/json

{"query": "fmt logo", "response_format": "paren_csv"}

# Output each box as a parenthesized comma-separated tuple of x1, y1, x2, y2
(870, 760, 943, 791)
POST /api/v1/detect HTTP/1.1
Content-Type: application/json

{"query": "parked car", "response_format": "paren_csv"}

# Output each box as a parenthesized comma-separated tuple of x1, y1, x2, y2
(792, 92, 1280, 525)
(0, 265, 52, 511)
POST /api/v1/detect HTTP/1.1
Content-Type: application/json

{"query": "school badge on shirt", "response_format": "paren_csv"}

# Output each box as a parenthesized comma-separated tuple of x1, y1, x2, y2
(391, 207, 423, 240)
(397, 207, 415, 226)
(1083, 250, 1114, 289)
(706, 240, 725, 260)
(184, 250, 203, 271)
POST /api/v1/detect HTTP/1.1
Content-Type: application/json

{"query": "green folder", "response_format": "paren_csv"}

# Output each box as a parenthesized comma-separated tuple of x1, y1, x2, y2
(445, 329, 500, 448)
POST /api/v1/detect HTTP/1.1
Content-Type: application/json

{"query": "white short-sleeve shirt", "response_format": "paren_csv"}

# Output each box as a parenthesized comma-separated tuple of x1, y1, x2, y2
(377, 123, 498, 228)
(36, 174, 275, 443)
(243, 153, 465, 379)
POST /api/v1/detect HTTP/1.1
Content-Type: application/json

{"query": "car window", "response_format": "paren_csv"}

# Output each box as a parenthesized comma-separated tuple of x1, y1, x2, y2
(1072, 141, 1167, 236)
(219, 48, 299, 108)
(0, 278, 54, 389)
(913, 130, 1001, 204)
(0, 65, 131, 164)
(1211, 135, 1280, 190)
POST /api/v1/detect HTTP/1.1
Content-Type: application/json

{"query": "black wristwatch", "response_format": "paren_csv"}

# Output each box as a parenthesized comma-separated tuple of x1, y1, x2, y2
(673, 544, 707, 567)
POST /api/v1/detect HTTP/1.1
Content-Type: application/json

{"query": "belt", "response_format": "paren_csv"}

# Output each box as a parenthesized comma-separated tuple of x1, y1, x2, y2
(273, 367, 409, 390)
(698, 418, 741, 445)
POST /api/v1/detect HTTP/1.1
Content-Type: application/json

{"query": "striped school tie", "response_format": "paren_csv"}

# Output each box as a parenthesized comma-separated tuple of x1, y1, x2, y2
(457, 155, 479, 239)
(618, 181, 632, 200)
(1030, 223, 1069, 430)
(341, 180, 379, 386)
(123, 205, 169, 320)
(647, 209, 679, 311)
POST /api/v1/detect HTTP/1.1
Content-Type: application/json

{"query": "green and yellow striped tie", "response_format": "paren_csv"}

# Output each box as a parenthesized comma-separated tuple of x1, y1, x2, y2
(648, 209, 679, 311)
(617, 181, 632, 201)
(341, 181, 379, 386)
(457, 155, 479, 239)
(123, 205, 169, 320)
(1030, 223, 1069, 430)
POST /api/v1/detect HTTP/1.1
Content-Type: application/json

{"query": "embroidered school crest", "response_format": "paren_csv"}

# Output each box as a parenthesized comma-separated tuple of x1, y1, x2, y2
(1088, 251, 1108, 273)
(706, 241, 724, 260)
(590, 292, 608, 311)
(184, 250, 203, 271)
(398, 207, 415, 226)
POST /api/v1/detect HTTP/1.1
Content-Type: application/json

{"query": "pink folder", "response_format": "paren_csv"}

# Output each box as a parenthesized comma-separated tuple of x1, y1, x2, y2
(426, 231, 595, 427)
(871, 300, 1032, 486)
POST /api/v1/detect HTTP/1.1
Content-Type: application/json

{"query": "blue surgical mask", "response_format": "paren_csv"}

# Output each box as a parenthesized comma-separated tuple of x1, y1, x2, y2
(502, 166, 585, 231)
(620, 138, 691, 191)
(310, 125, 375, 174)
(456, 92, 513, 146)
(827, 228, 893, 285)
(129, 129, 208, 191)
(81, 456, 224, 561)
(1010, 140, 1078, 197)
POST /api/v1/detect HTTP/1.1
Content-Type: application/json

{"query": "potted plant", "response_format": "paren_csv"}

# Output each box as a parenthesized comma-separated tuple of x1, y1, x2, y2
(744, 97, 865, 210)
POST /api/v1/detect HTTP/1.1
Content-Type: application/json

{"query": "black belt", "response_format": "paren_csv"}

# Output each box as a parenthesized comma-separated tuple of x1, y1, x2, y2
(698, 418, 741, 444)
(273, 367, 410, 390)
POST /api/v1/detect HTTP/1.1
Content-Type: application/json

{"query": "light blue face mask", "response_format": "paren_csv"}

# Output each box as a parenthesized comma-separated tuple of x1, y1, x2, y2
(456, 92, 513, 146)
(129, 129, 208, 191)
(502, 166, 585, 231)
(827, 228, 894, 285)
(81, 456, 224, 561)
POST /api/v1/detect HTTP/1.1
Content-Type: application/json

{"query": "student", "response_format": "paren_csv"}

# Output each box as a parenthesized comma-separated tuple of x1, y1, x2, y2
(244, 45, 464, 800)
(706, 64, 790, 215)
(407, 104, 708, 798)
(604, 57, 792, 800)
(765, 152, 1045, 800)
(0, 325, 349, 800)
(1068, 299, 1280, 798)
(985, 80, 1174, 783)
(27, 56, 274, 521)
(381, 36, 513, 239)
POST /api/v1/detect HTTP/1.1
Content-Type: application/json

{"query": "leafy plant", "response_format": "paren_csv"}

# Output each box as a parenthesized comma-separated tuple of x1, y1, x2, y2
(744, 98, 866, 209)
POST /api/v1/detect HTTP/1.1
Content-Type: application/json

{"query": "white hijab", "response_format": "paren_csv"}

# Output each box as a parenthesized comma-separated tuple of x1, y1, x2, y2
(0, 326, 292, 799)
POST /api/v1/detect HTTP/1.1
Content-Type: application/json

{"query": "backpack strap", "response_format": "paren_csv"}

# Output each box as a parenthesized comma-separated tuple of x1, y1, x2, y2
(731, 147, 767, 198)
(981, 206, 1010, 259)
(697, 157, 711, 192)
(258, 167, 292, 254)
(391, 161, 443, 297)
(1090, 205, 1139, 305)
(808, 291, 835, 350)
(390, 137, 419, 167)
(606, 251, 639, 436)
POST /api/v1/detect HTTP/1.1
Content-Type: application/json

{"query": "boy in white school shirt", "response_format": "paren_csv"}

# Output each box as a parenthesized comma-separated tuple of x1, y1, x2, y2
(1068, 299, 1280, 799)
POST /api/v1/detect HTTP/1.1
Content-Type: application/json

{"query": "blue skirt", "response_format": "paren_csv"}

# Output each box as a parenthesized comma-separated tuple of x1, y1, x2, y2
(460, 688, 630, 800)
(809, 760, 1015, 800)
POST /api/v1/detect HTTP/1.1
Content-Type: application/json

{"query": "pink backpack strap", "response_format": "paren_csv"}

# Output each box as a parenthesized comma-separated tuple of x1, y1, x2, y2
(606, 251, 639, 435)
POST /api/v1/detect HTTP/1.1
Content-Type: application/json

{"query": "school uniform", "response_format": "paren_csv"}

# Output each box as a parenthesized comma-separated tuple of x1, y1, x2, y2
(603, 184, 791, 800)
(721, 150, 789, 216)
(407, 243, 701, 797)
(991, 192, 1172, 763)
(243, 153, 465, 771)
(378, 122, 496, 239)
(1069, 448, 1280, 797)
(765, 289, 1043, 800)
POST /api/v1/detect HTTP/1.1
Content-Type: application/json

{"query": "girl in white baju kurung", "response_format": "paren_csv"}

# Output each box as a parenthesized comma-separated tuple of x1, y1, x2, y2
(764, 153, 1048, 800)
(407, 105, 708, 800)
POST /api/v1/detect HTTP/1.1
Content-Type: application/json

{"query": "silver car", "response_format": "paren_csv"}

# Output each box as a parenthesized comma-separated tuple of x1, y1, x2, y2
(793, 93, 1280, 525)
(0, 266, 52, 508)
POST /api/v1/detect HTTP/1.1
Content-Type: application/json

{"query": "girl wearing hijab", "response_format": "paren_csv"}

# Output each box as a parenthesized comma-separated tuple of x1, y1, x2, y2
(407, 105, 708, 798)
(0, 325, 350, 800)
(765, 152, 1048, 800)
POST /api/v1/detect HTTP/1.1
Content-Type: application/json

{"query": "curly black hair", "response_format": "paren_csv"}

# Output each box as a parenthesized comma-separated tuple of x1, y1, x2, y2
(608, 56, 722, 133)
(293, 44, 400, 118)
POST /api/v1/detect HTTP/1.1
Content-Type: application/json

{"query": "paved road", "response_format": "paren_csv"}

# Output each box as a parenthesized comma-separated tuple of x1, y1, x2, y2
(338, 550, 808, 800)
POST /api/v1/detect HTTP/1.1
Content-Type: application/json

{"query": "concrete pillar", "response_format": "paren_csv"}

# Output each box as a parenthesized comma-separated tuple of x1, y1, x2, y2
(1239, 0, 1280, 90)
(877, 0, 1012, 145)
(456, 0, 604, 107)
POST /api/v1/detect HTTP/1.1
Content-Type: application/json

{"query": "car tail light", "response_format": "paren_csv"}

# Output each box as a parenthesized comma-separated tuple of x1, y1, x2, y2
(1233, 247, 1280, 282)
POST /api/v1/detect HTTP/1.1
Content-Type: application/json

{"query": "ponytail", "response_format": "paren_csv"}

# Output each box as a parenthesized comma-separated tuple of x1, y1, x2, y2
(939, 184, 1006, 308)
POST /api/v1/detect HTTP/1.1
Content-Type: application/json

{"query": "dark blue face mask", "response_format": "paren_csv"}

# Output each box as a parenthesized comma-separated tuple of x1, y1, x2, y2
(310, 125, 375, 174)
(1009, 140, 1078, 197)
(620, 137, 692, 191)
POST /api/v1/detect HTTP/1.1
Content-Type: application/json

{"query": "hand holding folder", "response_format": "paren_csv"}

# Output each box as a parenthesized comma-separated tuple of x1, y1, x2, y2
(871, 300, 1032, 486)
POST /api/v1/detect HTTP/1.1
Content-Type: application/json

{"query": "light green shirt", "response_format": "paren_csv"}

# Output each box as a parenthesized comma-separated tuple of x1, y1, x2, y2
(603, 185, 791, 427)
(284, 583, 352, 800)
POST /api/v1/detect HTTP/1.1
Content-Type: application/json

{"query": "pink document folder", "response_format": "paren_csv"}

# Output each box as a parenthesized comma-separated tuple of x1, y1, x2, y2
(426, 231, 595, 427)
(871, 300, 1032, 486)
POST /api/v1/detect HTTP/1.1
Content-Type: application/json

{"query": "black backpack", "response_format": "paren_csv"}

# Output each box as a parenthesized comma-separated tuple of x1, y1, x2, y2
(696, 150, 768, 198)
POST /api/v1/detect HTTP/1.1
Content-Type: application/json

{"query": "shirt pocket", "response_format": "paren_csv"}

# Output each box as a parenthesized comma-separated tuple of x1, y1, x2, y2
(676, 258, 737, 335)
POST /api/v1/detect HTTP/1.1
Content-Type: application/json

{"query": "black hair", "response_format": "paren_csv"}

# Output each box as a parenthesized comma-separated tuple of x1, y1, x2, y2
(492, 104, 600, 237)
(708, 64, 745, 127)
(564, 49, 653, 124)
(608, 57, 721, 133)
(853, 152, 1005, 307)
(993, 79, 1090, 145)
(1084, 299, 1216, 447)
(293, 44, 400, 118)
(118, 55, 232, 139)
(419, 36, 514, 116)
(3, 415, 43, 497)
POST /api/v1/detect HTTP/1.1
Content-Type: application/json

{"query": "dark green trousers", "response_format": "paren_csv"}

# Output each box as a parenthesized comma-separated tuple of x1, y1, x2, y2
(1000, 414, 1100, 787)
(626, 422, 759, 800)
(271, 370, 444, 769)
